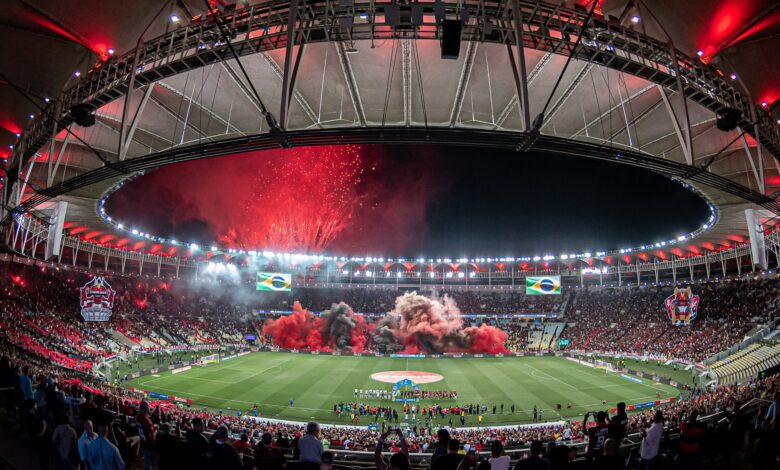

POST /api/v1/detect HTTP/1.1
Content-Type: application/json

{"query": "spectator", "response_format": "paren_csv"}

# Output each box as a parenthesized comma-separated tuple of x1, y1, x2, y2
(430, 428, 451, 467)
(375, 429, 409, 470)
(87, 423, 125, 470)
(513, 440, 550, 470)
(51, 412, 79, 470)
(676, 409, 706, 469)
(431, 438, 463, 470)
(320, 450, 334, 470)
(639, 411, 664, 470)
(20, 365, 34, 403)
(254, 432, 287, 470)
(136, 400, 157, 470)
(298, 421, 324, 465)
(592, 438, 624, 470)
(156, 423, 181, 470)
(585, 411, 610, 459)
(78, 420, 97, 469)
(185, 417, 209, 470)
(210, 425, 242, 470)
(607, 402, 628, 443)
(233, 432, 252, 456)
(488, 440, 510, 470)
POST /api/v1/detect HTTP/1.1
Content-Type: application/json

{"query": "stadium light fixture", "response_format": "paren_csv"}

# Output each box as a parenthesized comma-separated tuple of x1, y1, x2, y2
(107, 48, 115, 55)
(696, 50, 704, 57)
(170, 14, 180, 23)
(28, 114, 34, 119)
(131, 229, 139, 235)
(190, 243, 198, 250)
(44, 97, 50, 103)
(210, 246, 218, 251)
(74, 70, 81, 77)
(630, 15, 640, 24)
(729, 73, 737, 80)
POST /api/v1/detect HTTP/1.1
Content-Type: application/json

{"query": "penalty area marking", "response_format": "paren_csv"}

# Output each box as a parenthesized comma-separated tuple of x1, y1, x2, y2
(370, 371, 444, 384)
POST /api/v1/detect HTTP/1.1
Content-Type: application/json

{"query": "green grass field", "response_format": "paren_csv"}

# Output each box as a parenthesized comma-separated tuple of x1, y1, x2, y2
(127, 353, 679, 426)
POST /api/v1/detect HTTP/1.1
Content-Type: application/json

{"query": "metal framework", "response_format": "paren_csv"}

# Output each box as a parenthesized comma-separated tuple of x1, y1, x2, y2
(11, 0, 779, 170)
(5, 212, 780, 283)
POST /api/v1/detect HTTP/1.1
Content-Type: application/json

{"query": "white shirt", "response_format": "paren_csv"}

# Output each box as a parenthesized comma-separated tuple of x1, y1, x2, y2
(489, 455, 511, 470)
(640, 422, 663, 459)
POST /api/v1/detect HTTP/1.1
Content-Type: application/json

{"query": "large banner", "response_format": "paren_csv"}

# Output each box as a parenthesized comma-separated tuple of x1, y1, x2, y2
(526, 276, 561, 295)
(256, 272, 292, 291)
(664, 287, 699, 326)
(80, 277, 116, 321)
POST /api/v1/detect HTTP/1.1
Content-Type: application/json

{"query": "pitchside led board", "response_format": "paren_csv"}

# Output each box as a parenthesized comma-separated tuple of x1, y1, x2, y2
(256, 272, 292, 292)
(525, 276, 561, 295)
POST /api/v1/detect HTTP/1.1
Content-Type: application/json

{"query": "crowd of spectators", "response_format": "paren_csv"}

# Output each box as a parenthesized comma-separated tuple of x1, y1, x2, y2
(559, 279, 780, 362)
(1, 260, 780, 468)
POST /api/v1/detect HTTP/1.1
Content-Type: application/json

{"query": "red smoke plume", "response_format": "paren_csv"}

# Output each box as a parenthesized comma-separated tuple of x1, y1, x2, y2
(262, 293, 507, 354)
(261, 301, 370, 353)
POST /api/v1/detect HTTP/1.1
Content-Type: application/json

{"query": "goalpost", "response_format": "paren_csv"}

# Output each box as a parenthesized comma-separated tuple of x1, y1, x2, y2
(200, 353, 220, 367)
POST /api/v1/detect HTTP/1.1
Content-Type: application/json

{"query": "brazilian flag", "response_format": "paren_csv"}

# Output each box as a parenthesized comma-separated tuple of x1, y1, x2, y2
(256, 273, 292, 292)
(526, 276, 561, 295)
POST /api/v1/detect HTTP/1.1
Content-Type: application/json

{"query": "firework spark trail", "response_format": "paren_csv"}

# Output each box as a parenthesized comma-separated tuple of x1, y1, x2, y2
(222, 145, 366, 251)
(107, 144, 449, 254)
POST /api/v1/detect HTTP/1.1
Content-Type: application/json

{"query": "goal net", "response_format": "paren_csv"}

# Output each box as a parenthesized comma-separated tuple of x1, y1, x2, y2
(200, 353, 219, 367)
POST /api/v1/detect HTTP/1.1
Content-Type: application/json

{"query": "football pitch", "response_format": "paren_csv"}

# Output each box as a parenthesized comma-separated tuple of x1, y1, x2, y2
(127, 353, 680, 426)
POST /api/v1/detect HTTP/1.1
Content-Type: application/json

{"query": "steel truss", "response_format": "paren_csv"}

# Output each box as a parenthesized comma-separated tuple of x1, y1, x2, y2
(7, 129, 780, 223)
(11, 0, 780, 171)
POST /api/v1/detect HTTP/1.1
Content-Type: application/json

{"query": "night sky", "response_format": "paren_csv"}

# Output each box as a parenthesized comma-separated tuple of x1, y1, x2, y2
(107, 145, 710, 257)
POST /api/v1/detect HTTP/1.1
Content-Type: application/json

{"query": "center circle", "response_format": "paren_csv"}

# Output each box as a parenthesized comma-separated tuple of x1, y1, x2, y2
(370, 371, 444, 384)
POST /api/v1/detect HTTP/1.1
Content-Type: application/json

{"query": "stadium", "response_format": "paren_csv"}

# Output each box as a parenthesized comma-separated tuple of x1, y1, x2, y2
(0, 0, 779, 469)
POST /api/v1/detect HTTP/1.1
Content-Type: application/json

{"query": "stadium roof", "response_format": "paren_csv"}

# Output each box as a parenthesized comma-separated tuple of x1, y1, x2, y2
(1, 0, 779, 262)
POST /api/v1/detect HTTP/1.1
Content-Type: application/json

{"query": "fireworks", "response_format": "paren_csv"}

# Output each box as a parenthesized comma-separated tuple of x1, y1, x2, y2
(107, 144, 448, 254)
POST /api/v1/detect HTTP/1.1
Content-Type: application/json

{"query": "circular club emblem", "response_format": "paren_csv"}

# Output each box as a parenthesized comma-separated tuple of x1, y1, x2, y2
(370, 371, 444, 384)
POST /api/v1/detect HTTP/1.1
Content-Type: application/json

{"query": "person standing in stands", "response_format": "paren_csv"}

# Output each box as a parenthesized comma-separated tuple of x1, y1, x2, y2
(607, 402, 628, 444)
(430, 429, 451, 467)
(584, 411, 610, 459)
(136, 401, 157, 470)
(297, 422, 324, 468)
(677, 409, 706, 469)
(87, 423, 125, 470)
(639, 411, 664, 470)
(78, 420, 97, 469)
(185, 417, 209, 470)
(431, 439, 463, 470)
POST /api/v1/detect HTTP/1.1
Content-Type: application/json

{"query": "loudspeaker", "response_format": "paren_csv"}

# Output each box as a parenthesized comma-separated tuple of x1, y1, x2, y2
(716, 107, 741, 132)
(440, 19, 462, 59)
(70, 104, 95, 127)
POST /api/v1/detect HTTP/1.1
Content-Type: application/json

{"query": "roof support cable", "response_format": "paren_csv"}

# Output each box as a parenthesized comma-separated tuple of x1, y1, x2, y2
(203, 0, 290, 147)
(535, 0, 599, 135)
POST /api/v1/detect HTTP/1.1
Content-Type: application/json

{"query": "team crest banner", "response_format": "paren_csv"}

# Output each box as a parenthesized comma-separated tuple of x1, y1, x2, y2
(256, 272, 292, 291)
(79, 277, 116, 321)
(526, 276, 561, 295)
(664, 287, 699, 326)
